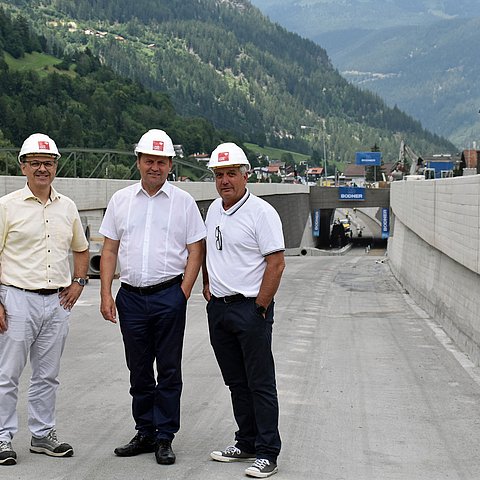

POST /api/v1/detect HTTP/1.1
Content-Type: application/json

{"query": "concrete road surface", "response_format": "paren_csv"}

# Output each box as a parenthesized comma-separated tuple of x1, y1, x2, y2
(6, 255, 480, 480)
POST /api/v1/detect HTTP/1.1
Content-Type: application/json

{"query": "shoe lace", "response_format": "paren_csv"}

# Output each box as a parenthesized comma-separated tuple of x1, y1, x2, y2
(46, 429, 60, 446)
(251, 458, 270, 470)
(224, 445, 241, 455)
(0, 440, 11, 451)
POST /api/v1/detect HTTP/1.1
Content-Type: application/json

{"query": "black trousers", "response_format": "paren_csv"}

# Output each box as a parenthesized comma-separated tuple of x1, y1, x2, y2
(207, 297, 281, 462)
(116, 283, 187, 441)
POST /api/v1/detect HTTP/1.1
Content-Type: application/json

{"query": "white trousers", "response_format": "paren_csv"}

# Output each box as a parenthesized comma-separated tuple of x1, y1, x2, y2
(0, 285, 70, 441)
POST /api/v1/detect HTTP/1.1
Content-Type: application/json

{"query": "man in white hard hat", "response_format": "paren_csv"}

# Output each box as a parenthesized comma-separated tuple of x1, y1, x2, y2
(99, 129, 205, 466)
(0, 133, 89, 466)
(203, 142, 285, 478)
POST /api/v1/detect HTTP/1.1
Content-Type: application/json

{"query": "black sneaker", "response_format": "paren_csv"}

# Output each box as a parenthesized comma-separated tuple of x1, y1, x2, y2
(210, 445, 256, 462)
(30, 429, 73, 457)
(0, 441, 17, 466)
(114, 433, 156, 457)
(245, 458, 278, 478)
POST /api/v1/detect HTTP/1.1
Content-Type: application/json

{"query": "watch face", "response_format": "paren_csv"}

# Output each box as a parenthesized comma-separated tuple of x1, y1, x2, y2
(75, 278, 87, 286)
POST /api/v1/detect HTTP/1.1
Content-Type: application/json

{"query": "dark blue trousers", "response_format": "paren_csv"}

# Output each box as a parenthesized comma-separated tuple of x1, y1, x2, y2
(116, 283, 187, 441)
(207, 297, 281, 463)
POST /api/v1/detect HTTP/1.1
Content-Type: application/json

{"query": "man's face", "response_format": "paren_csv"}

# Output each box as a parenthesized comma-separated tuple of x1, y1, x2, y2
(20, 154, 57, 190)
(137, 153, 172, 193)
(214, 167, 248, 208)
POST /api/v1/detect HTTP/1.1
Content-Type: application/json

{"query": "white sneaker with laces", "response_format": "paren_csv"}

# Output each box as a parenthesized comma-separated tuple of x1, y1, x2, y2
(245, 458, 278, 478)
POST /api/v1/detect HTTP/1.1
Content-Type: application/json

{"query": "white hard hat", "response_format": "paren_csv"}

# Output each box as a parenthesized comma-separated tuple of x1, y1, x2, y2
(134, 129, 176, 157)
(207, 142, 251, 170)
(18, 133, 61, 163)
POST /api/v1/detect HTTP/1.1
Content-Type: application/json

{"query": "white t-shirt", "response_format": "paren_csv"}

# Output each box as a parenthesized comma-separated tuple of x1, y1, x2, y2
(205, 190, 285, 298)
(100, 181, 206, 287)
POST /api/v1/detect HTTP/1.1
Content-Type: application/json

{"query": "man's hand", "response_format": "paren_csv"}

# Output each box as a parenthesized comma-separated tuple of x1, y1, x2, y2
(59, 282, 84, 311)
(202, 283, 211, 302)
(100, 294, 117, 324)
(0, 303, 7, 334)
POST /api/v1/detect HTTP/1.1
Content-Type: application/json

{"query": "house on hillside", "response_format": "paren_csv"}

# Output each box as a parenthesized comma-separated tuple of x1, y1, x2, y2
(343, 164, 365, 186)
(306, 167, 323, 184)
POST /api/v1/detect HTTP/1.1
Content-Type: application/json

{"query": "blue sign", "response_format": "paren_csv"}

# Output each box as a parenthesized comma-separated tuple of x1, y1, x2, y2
(381, 208, 389, 239)
(312, 209, 320, 237)
(355, 151, 382, 166)
(339, 186, 365, 201)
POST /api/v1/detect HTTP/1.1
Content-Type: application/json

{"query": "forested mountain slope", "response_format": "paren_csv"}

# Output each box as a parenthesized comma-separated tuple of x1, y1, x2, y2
(251, 0, 480, 147)
(1, 0, 456, 165)
(0, 7, 227, 175)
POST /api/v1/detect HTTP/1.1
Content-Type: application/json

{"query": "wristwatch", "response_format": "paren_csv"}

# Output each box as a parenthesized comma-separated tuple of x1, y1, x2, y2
(255, 303, 267, 315)
(72, 277, 88, 287)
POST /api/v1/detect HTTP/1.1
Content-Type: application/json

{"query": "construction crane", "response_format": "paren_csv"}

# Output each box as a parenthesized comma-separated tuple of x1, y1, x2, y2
(398, 140, 423, 175)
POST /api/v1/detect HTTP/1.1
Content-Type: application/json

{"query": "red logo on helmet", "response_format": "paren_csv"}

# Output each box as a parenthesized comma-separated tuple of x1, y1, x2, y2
(38, 141, 50, 151)
(152, 140, 164, 151)
(218, 152, 229, 162)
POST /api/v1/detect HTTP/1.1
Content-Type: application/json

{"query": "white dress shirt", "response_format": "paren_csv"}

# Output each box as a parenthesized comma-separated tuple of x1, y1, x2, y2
(99, 181, 206, 287)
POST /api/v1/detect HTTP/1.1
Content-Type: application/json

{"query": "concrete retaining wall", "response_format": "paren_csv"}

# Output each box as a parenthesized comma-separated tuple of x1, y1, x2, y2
(0, 176, 310, 249)
(388, 175, 480, 364)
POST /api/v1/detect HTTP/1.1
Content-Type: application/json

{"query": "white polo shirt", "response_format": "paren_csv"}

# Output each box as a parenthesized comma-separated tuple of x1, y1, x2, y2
(205, 189, 285, 298)
(100, 180, 206, 287)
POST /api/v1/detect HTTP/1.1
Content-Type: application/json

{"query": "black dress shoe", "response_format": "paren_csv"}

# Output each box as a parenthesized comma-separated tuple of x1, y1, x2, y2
(114, 433, 156, 457)
(155, 439, 175, 465)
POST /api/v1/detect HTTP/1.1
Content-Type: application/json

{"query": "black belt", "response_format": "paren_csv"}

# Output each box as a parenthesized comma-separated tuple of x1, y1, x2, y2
(10, 285, 64, 296)
(212, 293, 249, 304)
(121, 275, 183, 295)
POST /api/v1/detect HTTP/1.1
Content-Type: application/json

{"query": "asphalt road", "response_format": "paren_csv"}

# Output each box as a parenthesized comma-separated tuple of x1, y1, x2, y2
(6, 254, 480, 480)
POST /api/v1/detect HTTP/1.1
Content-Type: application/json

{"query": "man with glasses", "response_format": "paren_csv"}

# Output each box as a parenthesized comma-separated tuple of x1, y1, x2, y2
(202, 143, 285, 478)
(0, 133, 89, 466)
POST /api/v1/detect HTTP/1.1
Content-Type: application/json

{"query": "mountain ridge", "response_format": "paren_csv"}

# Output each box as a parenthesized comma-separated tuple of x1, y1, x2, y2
(1, 0, 456, 165)
(250, 0, 480, 147)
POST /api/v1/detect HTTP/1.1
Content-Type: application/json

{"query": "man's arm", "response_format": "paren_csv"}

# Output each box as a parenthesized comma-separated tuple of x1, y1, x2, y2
(100, 237, 120, 323)
(201, 240, 211, 302)
(181, 239, 205, 300)
(255, 251, 286, 311)
(59, 248, 89, 310)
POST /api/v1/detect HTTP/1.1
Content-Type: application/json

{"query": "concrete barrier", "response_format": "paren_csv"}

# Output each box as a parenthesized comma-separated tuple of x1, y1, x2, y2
(388, 175, 480, 364)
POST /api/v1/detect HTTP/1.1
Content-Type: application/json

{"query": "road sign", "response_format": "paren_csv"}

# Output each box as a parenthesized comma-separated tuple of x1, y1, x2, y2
(312, 209, 320, 237)
(355, 151, 382, 166)
(381, 208, 390, 239)
(339, 186, 365, 201)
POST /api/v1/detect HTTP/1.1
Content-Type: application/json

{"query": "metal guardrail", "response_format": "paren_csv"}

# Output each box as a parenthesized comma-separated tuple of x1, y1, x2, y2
(0, 148, 211, 180)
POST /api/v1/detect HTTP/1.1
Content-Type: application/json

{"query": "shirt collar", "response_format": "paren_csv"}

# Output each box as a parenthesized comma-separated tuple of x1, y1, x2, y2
(21, 183, 60, 203)
(136, 180, 172, 198)
(222, 188, 250, 216)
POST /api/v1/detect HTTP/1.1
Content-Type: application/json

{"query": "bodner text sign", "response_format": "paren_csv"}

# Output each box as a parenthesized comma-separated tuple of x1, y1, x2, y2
(339, 186, 365, 201)
(355, 151, 382, 166)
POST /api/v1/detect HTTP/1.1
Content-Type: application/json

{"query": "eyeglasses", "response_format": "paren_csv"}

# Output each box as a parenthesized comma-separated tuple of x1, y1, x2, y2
(215, 226, 223, 250)
(23, 160, 57, 169)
